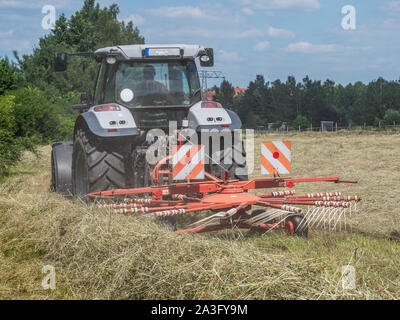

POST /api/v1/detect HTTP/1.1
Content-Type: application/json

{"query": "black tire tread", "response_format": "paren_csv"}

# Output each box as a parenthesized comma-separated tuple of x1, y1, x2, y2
(73, 129, 129, 195)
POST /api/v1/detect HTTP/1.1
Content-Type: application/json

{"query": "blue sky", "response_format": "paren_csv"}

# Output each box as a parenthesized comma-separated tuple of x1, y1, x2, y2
(0, 0, 399, 87)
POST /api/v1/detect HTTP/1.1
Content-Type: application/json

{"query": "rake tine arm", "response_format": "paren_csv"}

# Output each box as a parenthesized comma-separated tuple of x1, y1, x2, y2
(286, 176, 340, 183)
(256, 201, 303, 214)
(204, 172, 223, 182)
(87, 181, 222, 198)
(240, 176, 358, 192)
(175, 224, 230, 234)
(286, 176, 358, 184)
(334, 179, 358, 184)
(258, 190, 296, 198)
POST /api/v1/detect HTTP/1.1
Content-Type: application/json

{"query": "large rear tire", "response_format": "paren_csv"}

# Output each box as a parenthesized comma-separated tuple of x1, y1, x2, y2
(72, 128, 132, 201)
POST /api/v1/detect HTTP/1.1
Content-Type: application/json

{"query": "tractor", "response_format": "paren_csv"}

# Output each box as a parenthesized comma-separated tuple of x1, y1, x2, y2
(51, 44, 247, 201)
(51, 44, 361, 236)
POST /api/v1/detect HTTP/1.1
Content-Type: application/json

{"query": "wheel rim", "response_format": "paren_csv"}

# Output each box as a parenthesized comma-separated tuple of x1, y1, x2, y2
(285, 220, 295, 235)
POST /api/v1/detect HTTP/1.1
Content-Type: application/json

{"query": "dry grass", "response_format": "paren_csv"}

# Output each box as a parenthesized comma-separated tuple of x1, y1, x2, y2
(251, 130, 400, 235)
(0, 131, 400, 300)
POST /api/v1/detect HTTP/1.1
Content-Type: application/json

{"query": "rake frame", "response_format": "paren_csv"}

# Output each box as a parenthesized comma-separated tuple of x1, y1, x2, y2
(88, 157, 361, 236)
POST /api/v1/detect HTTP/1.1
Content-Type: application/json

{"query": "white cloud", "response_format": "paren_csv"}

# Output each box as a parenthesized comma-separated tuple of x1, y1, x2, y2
(0, 0, 31, 8)
(145, 26, 263, 40)
(285, 42, 337, 53)
(146, 6, 210, 19)
(122, 14, 145, 26)
(216, 50, 242, 62)
(254, 41, 270, 51)
(241, 7, 255, 16)
(268, 26, 295, 39)
(0, 29, 13, 37)
(381, 1, 400, 14)
(0, 0, 92, 9)
(240, 0, 320, 11)
(233, 29, 264, 39)
(2, 38, 30, 50)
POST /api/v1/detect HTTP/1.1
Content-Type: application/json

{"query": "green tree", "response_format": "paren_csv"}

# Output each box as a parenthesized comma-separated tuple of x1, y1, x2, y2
(0, 57, 17, 95)
(383, 109, 400, 125)
(213, 80, 234, 109)
(14, 0, 145, 95)
(244, 113, 262, 128)
(292, 115, 309, 129)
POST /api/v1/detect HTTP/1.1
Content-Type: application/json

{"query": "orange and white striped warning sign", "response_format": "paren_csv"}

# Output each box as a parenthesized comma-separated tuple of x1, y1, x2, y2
(261, 141, 291, 175)
(172, 144, 205, 180)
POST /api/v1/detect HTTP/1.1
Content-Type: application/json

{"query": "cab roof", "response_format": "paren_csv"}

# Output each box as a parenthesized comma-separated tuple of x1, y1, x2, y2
(95, 44, 206, 60)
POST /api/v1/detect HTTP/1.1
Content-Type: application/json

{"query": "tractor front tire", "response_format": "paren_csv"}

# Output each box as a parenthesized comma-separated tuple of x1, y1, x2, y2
(72, 128, 132, 201)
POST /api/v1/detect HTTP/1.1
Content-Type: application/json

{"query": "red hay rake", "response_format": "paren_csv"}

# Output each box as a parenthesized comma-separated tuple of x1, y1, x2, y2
(88, 158, 361, 237)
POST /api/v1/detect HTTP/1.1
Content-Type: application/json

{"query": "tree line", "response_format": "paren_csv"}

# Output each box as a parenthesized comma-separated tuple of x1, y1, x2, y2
(212, 75, 400, 129)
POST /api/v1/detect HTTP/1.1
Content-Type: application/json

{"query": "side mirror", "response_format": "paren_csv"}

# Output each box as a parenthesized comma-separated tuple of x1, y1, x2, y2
(200, 48, 214, 67)
(80, 93, 93, 104)
(54, 52, 68, 72)
(72, 93, 93, 111)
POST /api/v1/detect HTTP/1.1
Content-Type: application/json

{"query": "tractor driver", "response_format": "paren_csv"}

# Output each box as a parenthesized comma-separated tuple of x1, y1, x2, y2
(133, 65, 169, 105)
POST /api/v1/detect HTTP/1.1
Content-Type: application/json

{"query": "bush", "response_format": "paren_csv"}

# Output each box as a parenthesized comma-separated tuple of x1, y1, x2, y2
(0, 95, 33, 173)
(292, 115, 310, 130)
(0, 87, 76, 175)
(11, 87, 75, 142)
(272, 121, 283, 130)
(0, 86, 77, 175)
(383, 109, 400, 125)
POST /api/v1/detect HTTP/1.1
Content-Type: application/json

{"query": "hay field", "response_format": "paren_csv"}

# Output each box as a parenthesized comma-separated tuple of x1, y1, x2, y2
(0, 131, 399, 299)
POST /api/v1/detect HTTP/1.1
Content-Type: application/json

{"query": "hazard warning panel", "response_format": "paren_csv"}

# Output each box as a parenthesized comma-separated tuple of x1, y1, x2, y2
(261, 141, 291, 175)
(171, 144, 205, 180)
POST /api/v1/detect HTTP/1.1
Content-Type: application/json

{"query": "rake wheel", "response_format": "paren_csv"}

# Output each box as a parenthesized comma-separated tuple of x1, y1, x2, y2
(285, 214, 308, 237)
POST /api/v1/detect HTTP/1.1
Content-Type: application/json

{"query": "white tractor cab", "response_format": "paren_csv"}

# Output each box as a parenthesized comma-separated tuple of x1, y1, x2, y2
(51, 44, 247, 200)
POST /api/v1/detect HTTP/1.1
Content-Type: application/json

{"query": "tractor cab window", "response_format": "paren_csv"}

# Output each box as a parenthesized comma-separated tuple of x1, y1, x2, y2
(115, 61, 199, 107)
(94, 63, 117, 105)
(104, 63, 117, 103)
(94, 63, 106, 105)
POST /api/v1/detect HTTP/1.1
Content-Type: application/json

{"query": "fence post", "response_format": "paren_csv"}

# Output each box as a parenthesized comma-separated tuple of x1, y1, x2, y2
(335, 122, 338, 132)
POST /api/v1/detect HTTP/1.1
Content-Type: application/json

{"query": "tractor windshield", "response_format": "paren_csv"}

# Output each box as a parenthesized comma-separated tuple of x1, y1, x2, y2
(115, 60, 200, 107)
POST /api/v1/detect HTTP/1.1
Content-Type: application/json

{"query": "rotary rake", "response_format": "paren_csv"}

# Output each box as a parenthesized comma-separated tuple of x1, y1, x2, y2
(88, 160, 361, 237)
